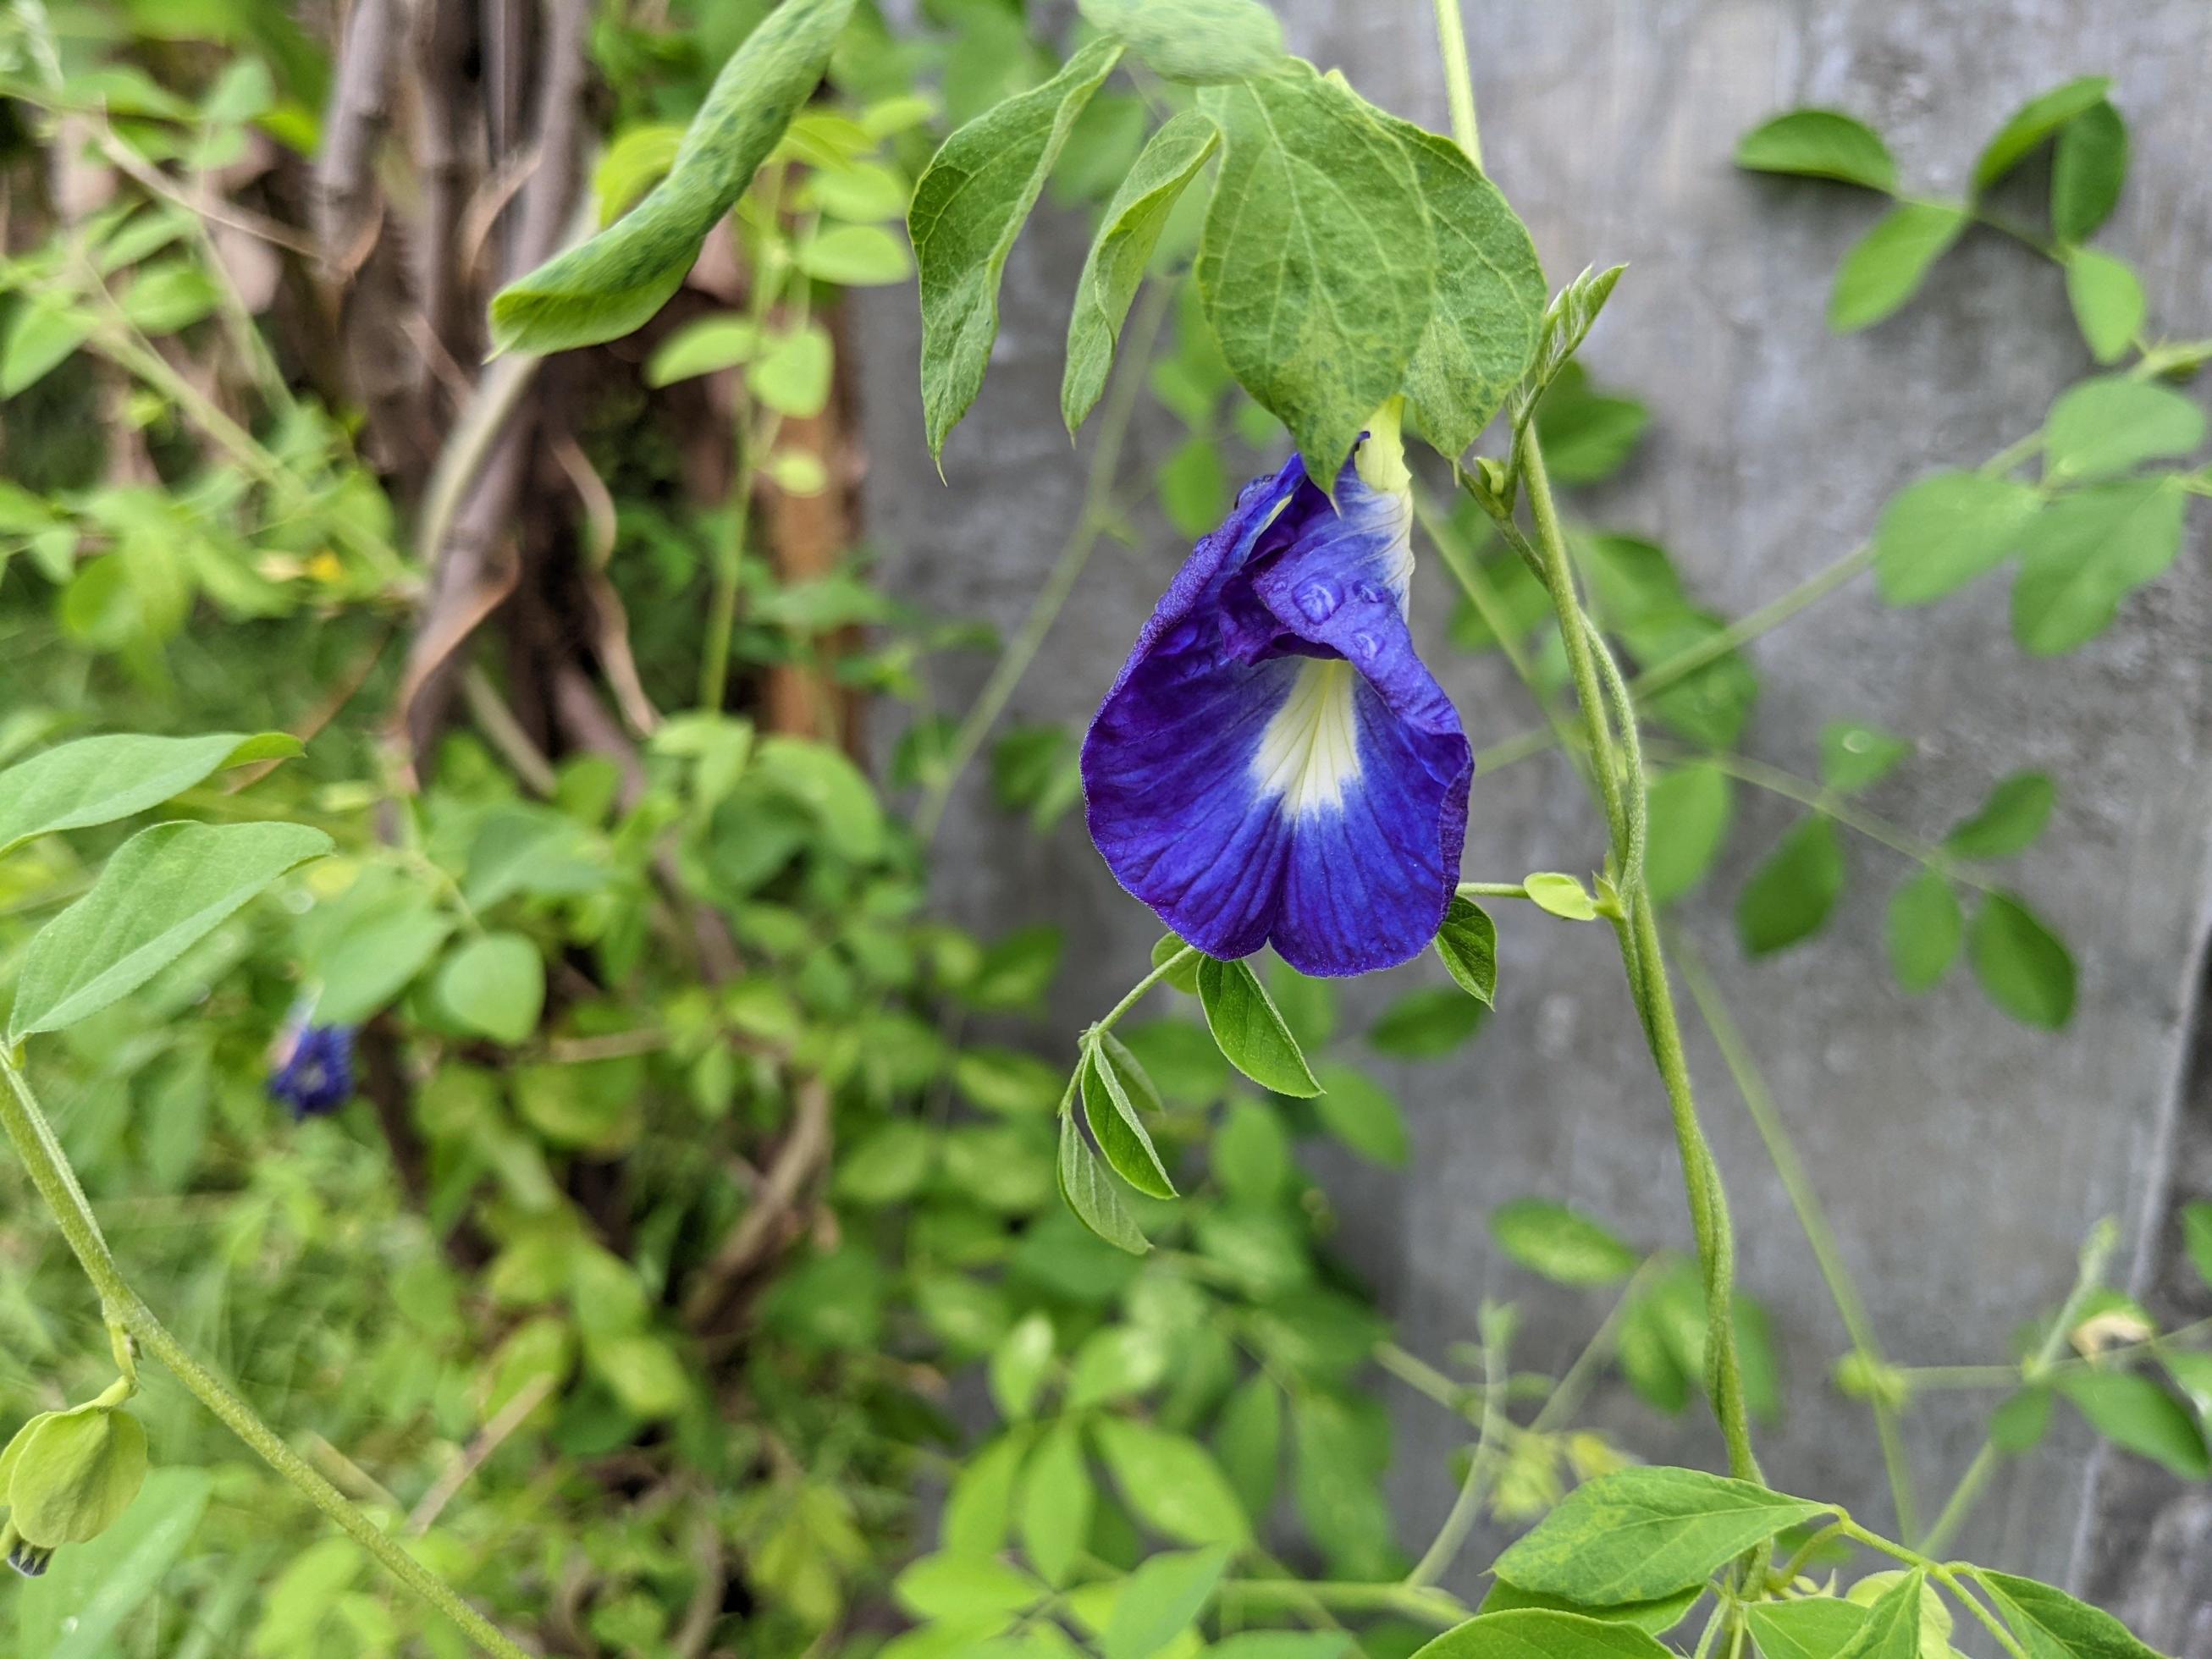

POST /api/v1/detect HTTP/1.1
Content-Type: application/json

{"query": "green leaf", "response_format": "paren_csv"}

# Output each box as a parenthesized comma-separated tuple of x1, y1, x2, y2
(1836, 1571, 1925, 1659)
(892, 1551, 1043, 1622)
(1735, 109, 1896, 191)
(1872, 471, 2041, 607)
(2065, 250, 2144, 366)
(2182, 1201, 2212, 1291)
(1195, 62, 1434, 484)
(16, 1468, 210, 1659)
(1157, 435, 1230, 537)
(2011, 478, 2185, 655)
(2, 297, 95, 396)
(0, 730, 301, 858)
(1735, 817, 1845, 957)
(1491, 1467, 1829, 1604)
(1311, 1063, 1409, 1166)
(1819, 723, 1912, 794)
(1215, 1373, 1283, 1521)
(1944, 772, 2054, 859)
(944, 1431, 1026, 1555)
(1058, 1109, 1151, 1254)
(1977, 1570, 2166, 1659)
(489, 0, 855, 353)
(1645, 764, 1735, 907)
(1373, 112, 1546, 460)
(1152, 933, 1204, 994)
(1195, 956, 1321, 1096)
(989, 1314, 1055, 1420)
(1973, 76, 2111, 193)
(1265, 958, 1336, 1051)
(1492, 1198, 1640, 1287)
(436, 931, 547, 1044)
(1829, 201, 1967, 332)
(1967, 892, 2076, 1029)
(1435, 896, 1498, 1006)
(1743, 1598, 1872, 1659)
(1092, 1419, 1251, 1547)
(2043, 378, 2205, 483)
(1100, 1545, 1230, 1659)
(1413, 1611, 1679, 1659)
(2051, 101, 2127, 243)
(794, 223, 912, 285)
(1885, 870, 1963, 994)
(751, 322, 834, 416)
(913, 37, 1124, 461)
(11, 821, 331, 1042)
(645, 316, 764, 386)
(1991, 1386, 2055, 1454)
(1369, 986, 1486, 1059)
(1020, 1421, 1095, 1586)
(1081, 1038, 1176, 1199)
(1476, 1583, 1702, 1636)
(1063, 109, 1222, 433)
(1535, 362, 1647, 484)
(1079, 0, 1283, 83)
(2054, 1370, 2210, 1477)
(1212, 1640, 1354, 1659)
(1525, 872, 1598, 921)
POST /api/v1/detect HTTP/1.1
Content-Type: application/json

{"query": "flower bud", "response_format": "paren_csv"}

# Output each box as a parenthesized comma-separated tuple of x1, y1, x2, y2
(0, 1400, 148, 1551)
(1, 1521, 52, 1579)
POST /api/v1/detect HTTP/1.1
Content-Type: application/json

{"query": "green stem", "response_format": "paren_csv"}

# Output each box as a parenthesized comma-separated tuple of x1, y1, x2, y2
(914, 278, 1172, 843)
(0, 1047, 533, 1659)
(1222, 1577, 1468, 1626)
(1457, 880, 1531, 901)
(1092, 943, 1200, 1036)
(1679, 940, 1917, 1540)
(1404, 1305, 1509, 1590)
(1430, 0, 1483, 168)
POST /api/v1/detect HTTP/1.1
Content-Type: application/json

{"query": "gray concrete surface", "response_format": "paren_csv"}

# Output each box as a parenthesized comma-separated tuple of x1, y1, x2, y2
(858, 1, 2212, 1609)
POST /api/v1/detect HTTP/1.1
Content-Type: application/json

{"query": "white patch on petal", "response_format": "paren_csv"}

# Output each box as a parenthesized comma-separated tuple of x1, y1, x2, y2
(1252, 659, 1360, 818)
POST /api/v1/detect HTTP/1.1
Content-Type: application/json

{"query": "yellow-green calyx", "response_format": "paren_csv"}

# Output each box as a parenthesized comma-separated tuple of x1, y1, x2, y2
(0, 1388, 147, 1565)
(1354, 395, 1412, 496)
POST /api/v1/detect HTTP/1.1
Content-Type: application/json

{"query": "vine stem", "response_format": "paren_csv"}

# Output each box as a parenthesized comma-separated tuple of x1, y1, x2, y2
(1430, 0, 1483, 168)
(1403, 1304, 1509, 1590)
(0, 1046, 534, 1659)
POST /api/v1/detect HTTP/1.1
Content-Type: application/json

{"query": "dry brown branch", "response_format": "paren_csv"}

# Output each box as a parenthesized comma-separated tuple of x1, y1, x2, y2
(682, 1076, 835, 1331)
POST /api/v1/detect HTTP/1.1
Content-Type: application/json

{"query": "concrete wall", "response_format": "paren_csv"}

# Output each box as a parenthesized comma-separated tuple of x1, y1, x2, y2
(857, 1, 2212, 1624)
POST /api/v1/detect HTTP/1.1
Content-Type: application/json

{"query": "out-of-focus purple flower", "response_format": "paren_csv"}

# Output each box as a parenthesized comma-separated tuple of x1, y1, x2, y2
(1081, 415, 1472, 978)
(268, 1019, 356, 1118)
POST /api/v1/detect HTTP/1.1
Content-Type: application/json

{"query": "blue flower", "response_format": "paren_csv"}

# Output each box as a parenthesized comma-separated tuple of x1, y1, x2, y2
(1082, 418, 1472, 978)
(268, 1019, 356, 1118)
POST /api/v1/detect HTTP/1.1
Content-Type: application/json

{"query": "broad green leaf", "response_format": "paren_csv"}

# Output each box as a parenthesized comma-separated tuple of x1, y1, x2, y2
(2011, 478, 2185, 655)
(1265, 958, 1336, 1050)
(795, 223, 912, 285)
(1067, 1325, 1168, 1408)
(1196, 63, 1434, 484)
(1526, 872, 1598, 921)
(1020, 1421, 1095, 1585)
(1092, 1419, 1251, 1547)
(989, 1314, 1055, 1420)
(1820, 723, 1912, 794)
(1476, 1583, 1702, 1636)
(808, 158, 910, 222)
(1491, 1198, 1640, 1287)
(1735, 109, 1896, 191)
(11, 821, 331, 1041)
(1157, 435, 1230, 537)
(1100, 1545, 1229, 1659)
(2184, 1201, 2212, 1291)
(1215, 1373, 1283, 1520)
(1968, 893, 2076, 1029)
(1195, 956, 1321, 1095)
(1991, 1386, 2055, 1453)
(2065, 250, 2143, 366)
(1058, 1109, 1151, 1254)
(592, 122, 684, 222)
(751, 322, 834, 416)
(1944, 771, 2054, 859)
(1369, 986, 1486, 1059)
(1977, 1570, 2165, 1659)
(0, 730, 301, 857)
(1646, 764, 1735, 907)
(306, 892, 452, 1025)
(1212, 1636, 1353, 1659)
(1214, 1098, 1291, 1203)
(1079, 0, 1283, 83)
(646, 316, 764, 385)
(1436, 896, 1498, 1005)
(1536, 361, 1648, 484)
(1735, 817, 1844, 957)
(1081, 1038, 1176, 1199)
(2054, 1370, 2210, 1477)
(1311, 1063, 1409, 1166)
(1872, 471, 2041, 607)
(1152, 932, 1203, 993)
(1885, 870, 1963, 994)
(436, 931, 546, 1044)
(892, 1551, 1043, 1622)
(913, 37, 1124, 460)
(1829, 201, 1967, 333)
(1413, 1611, 1678, 1659)
(2051, 101, 2127, 243)
(2043, 378, 2204, 483)
(1372, 111, 1545, 459)
(1973, 77, 2111, 192)
(836, 1120, 935, 1204)
(1835, 1572, 1924, 1659)
(2, 297, 95, 397)
(944, 1432, 1027, 1555)
(15, 1468, 210, 1659)
(1063, 110, 1222, 433)
(1744, 1598, 1872, 1659)
(1490, 1467, 1828, 1604)
(490, 0, 854, 353)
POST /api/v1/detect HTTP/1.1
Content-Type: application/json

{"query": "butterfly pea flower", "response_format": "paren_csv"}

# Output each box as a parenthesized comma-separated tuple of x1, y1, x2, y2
(1082, 410, 1472, 978)
(268, 1017, 356, 1118)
